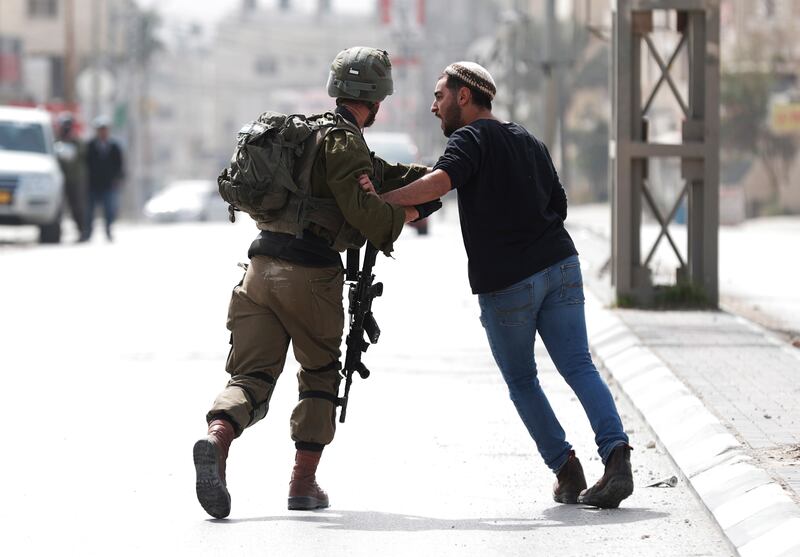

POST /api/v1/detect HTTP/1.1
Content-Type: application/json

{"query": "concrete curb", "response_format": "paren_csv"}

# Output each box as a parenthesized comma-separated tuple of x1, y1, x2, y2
(584, 291, 800, 557)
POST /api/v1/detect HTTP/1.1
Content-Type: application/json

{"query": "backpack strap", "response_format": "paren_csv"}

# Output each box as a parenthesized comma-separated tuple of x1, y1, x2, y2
(260, 112, 371, 246)
(294, 113, 363, 191)
(293, 113, 339, 196)
(292, 113, 368, 236)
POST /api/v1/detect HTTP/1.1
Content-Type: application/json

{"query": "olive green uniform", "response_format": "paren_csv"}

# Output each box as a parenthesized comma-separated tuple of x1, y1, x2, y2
(56, 137, 87, 237)
(207, 114, 427, 448)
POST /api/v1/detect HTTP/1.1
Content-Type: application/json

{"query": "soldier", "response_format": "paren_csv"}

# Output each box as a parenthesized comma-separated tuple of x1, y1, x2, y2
(54, 112, 88, 241)
(193, 47, 441, 519)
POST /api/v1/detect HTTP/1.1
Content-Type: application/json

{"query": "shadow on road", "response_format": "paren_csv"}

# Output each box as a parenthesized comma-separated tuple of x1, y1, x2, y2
(0, 239, 37, 247)
(216, 506, 668, 531)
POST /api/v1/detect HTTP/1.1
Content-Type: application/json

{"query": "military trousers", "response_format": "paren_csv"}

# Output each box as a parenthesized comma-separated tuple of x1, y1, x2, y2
(207, 255, 345, 447)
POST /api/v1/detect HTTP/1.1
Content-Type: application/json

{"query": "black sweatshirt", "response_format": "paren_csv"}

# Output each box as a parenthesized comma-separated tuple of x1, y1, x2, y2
(433, 118, 577, 294)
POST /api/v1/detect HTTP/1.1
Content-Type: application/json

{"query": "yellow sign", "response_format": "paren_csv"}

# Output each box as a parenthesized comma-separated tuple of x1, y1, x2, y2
(0, 190, 12, 205)
(770, 103, 800, 135)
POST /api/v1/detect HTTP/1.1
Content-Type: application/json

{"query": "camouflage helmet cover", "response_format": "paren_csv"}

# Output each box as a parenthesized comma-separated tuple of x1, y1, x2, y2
(327, 46, 394, 102)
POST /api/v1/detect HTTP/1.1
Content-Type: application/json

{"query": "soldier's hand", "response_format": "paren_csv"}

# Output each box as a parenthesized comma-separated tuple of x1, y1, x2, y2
(414, 199, 442, 221)
(359, 173, 377, 196)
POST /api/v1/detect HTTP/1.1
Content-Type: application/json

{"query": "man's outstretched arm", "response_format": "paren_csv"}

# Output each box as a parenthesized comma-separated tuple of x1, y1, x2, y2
(378, 169, 452, 207)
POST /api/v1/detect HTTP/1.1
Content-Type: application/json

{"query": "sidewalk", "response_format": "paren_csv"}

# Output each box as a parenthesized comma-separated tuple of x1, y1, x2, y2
(568, 205, 800, 557)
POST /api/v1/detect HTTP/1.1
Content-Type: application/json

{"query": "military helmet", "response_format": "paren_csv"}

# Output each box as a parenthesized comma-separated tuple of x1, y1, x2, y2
(57, 111, 75, 133)
(57, 111, 75, 125)
(327, 47, 394, 102)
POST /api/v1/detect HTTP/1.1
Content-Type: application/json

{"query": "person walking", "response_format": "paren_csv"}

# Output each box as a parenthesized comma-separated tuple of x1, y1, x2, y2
(375, 62, 634, 509)
(84, 117, 124, 241)
(193, 46, 440, 519)
(54, 112, 88, 241)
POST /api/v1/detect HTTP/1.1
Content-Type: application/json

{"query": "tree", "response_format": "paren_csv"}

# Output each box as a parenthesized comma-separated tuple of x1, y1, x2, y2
(721, 70, 797, 215)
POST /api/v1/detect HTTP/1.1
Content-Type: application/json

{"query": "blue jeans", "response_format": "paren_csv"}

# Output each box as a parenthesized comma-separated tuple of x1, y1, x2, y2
(84, 188, 119, 240)
(478, 255, 628, 473)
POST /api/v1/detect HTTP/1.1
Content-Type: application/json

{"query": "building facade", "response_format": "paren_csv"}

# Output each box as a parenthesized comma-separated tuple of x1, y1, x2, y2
(145, 0, 502, 193)
(720, 0, 800, 215)
(0, 0, 134, 108)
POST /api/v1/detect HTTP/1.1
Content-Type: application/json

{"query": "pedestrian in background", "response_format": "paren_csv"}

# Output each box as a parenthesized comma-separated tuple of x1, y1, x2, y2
(84, 117, 124, 241)
(54, 112, 88, 242)
(375, 62, 634, 508)
(194, 46, 440, 520)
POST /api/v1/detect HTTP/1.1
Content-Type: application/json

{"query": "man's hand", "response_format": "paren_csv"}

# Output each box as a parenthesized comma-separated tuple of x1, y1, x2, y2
(359, 173, 377, 196)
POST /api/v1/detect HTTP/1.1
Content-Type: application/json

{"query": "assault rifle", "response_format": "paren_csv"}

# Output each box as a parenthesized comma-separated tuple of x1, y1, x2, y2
(339, 242, 383, 423)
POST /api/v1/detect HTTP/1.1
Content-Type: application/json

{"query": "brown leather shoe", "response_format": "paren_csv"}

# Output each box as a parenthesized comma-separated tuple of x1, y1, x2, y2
(288, 449, 329, 510)
(193, 418, 235, 519)
(553, 450, 587, 504)
(578, 443, 634, 508)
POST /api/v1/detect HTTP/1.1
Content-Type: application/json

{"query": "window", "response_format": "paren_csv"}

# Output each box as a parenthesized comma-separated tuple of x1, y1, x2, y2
(0, 122, 47, 154)
(757, 0, 777, 19)
(49, 56, 64, 99)
(27, 0, 58, 19)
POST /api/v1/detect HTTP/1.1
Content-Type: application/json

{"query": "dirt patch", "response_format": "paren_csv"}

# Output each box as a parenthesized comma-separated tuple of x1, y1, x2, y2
(754, 444, 800, 465)
(721, 296, 800, 346)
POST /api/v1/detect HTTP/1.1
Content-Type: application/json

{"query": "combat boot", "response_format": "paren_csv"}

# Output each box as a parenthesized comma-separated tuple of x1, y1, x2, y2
(193, 418, 235, 519)
(287, 449, 329, 510)
(578, 443, 634, 508)
(552, 450, 587, 504)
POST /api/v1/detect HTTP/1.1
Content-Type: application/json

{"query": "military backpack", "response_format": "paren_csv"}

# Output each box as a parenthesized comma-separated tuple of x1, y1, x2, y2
(218, 111, 360, 242)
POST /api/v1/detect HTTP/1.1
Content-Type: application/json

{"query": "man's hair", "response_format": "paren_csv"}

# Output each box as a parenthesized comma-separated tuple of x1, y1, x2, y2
(443, 74, 492, 110)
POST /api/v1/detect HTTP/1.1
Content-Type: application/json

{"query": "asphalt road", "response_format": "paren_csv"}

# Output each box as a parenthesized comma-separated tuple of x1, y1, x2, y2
(0, 214, 732, 556)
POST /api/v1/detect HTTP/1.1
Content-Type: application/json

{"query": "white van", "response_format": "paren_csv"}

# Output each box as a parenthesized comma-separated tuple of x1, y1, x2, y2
(0, 106, 65, 243)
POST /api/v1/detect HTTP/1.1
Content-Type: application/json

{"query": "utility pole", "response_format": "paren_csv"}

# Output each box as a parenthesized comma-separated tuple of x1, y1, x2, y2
(90, 0, 101, 120)
(542, 0, 558, 149)
(542, 0, 575, 188)
(508, 5, 519, 123)
(64, 0, 76, 106)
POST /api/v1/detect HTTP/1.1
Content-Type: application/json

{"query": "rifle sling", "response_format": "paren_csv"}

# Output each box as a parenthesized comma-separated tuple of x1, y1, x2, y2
(346, 248, 360, 282)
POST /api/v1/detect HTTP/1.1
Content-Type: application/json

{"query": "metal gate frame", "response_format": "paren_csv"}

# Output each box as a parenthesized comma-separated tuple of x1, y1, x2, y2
(610, 0, 720, 306)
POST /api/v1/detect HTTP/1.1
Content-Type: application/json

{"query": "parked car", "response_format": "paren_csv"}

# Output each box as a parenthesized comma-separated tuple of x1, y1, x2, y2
(364, 131, 429, 235)
(0, 106, 65, 243)
(364, 131, 419, 165)
(143, 179, 229, 223)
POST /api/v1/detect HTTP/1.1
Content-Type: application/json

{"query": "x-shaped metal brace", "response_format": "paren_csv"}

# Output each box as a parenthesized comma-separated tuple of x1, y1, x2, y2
(642, 33, 689, 118)
(642, 180, 688, 268)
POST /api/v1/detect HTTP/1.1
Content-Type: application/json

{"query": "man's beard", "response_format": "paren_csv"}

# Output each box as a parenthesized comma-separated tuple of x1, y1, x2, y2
(441, 102, 463, 137)
(364, 103, 379, 128)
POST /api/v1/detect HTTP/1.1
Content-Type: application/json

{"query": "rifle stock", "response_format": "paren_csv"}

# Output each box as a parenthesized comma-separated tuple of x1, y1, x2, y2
(339, 242, 382, 423)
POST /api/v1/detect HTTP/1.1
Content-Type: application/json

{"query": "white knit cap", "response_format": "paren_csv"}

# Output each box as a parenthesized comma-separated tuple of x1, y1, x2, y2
(443, 61, 497, 101)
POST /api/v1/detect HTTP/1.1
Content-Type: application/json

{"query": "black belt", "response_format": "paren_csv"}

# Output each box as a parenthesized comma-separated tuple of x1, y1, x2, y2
(248, 230, 341, 267)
